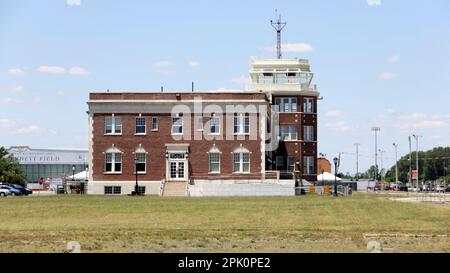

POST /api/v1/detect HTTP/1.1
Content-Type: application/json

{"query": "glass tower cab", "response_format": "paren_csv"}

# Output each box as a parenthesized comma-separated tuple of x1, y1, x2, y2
(247, 58, 319, 98)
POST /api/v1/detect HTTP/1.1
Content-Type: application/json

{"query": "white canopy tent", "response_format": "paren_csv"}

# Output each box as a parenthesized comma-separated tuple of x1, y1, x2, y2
(66, 170, 89, 181)
(317, 172, 342, 182)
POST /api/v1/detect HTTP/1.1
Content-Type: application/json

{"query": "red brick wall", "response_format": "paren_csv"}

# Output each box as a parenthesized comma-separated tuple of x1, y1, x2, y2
(92, 113, 262, 181)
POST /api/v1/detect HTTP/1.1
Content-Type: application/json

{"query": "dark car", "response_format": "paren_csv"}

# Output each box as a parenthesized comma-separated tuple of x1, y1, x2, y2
(446, 185, 450, 192)
(0, 185, 22, 196)
(398, 185, 408, 192)
(9, 184, 32, 195)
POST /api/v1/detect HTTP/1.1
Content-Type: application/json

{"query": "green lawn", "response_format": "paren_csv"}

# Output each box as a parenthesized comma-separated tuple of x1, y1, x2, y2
(0, 193, 449, 252)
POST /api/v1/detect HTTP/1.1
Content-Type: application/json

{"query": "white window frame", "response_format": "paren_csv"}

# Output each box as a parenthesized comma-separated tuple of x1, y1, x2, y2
(105, 152, 122, 174)
(209, 115, 220, 135)
(303, 156, 314, 175)
(233, 114, 250, 135)
(105, 116, 122, 135)
(151, 117, 158, 131)
(171, 116, 183, 135)
(303, 126, 314, 141)
(135, 117, 146, 135)
(304, 98, 314, 113)
(233, 152, 250, 173)
(134, 152, 147, 174)
(208, 152, 221, 173)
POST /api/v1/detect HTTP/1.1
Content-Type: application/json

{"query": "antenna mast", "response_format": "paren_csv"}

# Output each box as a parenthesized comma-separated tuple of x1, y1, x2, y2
(270, 10, 287, 59)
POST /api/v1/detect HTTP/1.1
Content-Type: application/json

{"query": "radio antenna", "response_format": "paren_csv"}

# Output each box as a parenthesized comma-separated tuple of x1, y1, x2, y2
(270, 9, 287, 59)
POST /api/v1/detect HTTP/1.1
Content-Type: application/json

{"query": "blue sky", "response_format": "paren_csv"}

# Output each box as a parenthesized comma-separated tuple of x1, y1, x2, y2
(1, 0, 450, 174)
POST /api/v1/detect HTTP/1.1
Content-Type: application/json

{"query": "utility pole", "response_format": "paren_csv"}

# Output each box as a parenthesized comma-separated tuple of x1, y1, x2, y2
(354, 143, 360, 181)
(270, 10, 287, 59)
(379, 149, 385, 182)
(371, 127, 381, 188)
(408, 136, 412, 185)
(412, 135, 422, 188)
(393, 143, 399, 184)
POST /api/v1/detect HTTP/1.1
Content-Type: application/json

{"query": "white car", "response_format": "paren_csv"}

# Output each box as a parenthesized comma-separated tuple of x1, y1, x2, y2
(0, 188, 10, 197)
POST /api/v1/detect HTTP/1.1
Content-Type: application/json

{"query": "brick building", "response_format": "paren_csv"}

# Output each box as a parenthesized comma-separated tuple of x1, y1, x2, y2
(87, 58, 320, 195)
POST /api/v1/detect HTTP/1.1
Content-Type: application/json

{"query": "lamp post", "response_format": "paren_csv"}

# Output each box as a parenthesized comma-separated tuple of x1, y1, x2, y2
(354, 143, 360, 181)
(412, 134, 422, 189)
(333, 157, 339, 197)
(371, 127, 381, 187)
(379, 149, 385, 182)
(393, 143, 399, 184)
(134, 154, 139, 196)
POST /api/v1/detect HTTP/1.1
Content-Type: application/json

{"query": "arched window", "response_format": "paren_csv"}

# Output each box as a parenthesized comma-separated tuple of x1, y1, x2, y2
(207, 146, 221, 173)
(134, 146, 147, 174)
(232, 146, 250, 173)
(104, 146, 123, 173)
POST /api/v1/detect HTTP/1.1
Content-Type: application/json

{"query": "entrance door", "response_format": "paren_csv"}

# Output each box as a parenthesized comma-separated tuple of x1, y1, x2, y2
(170, 161, 185, 180)
(167, 152, 188, 181)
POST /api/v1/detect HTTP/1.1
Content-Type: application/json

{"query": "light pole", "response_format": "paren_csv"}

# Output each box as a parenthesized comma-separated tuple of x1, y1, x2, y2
(134, 154, 139, 196)
(408, 136, 412, 185)
(72, 164, 75, 181)
(412, 134, 422, 188)
(379, 149, 385, 182)
(354, 143, 360, 181)
(371, 127, 381, 187)
(393, 143, 399, 184)
(333, 157, 339, 197)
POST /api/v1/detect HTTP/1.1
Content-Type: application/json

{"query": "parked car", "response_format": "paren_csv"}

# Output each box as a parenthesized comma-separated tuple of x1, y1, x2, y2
(398, 185, 408, 192)
(0, 185, 22, 196)
(0, 188, 10, 197)
(446, 185, 450, 192)
(435, 185, 445, 193)
(8, 184, 32, 195)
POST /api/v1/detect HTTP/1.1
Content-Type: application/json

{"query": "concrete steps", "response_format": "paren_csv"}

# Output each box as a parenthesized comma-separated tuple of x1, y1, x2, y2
(162, 182, 187, 197)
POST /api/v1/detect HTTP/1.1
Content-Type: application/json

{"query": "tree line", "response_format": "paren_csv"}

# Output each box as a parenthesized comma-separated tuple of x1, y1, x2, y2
(358, 147, 450, 183)
(0, 147, 27, 186)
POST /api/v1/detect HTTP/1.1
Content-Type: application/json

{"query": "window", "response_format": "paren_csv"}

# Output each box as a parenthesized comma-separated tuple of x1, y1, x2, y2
(135, 153, 146, 173)
(104, 186, 121, 195)
(274, 97, 298, 113)
(304, 98, 314, 113)
(287, 157, 296, 172)
(303, 156, 314, 175)
(233, 152, 250, 173)
(135, 117, 146, 134)
(171, 116, 183, 134)
(209, 115, 220, 134)
(105, 116, 122, 134)
(280, 125, 297, 141)
(304, 126, 314, 141)
(105, 152, 122, 173)
(276, 156, 285, 171)
(137, 186, 146, 195)
(233, 114, 250, 134)
(208, 153, 220, 173)
(196, 116, 203, 131)
(151, 117, 158, 131)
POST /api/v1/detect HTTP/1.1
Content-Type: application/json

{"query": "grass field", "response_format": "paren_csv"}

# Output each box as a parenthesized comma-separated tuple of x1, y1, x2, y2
(0, 193, 449, 253)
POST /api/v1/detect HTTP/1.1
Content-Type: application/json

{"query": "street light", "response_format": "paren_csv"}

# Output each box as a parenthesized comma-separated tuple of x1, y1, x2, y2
(333, 157, 339, 197)
(379, 149, 385, 182)
(354, 143, 360, 181)
(72, 164, 76, 181)
(393, 143, 399, 184)
(134, 154, 139, 196)
(412, 134, 422, 189)
(371, 127, 381, 187)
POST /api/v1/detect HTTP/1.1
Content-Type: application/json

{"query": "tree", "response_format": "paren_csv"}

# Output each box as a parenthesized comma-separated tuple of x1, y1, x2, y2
(0, 146, 27, 186)
(384, 147, 450, 183)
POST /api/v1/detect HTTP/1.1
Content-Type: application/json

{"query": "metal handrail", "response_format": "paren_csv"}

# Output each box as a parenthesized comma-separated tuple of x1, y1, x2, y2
(159, 178, 166, 196)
